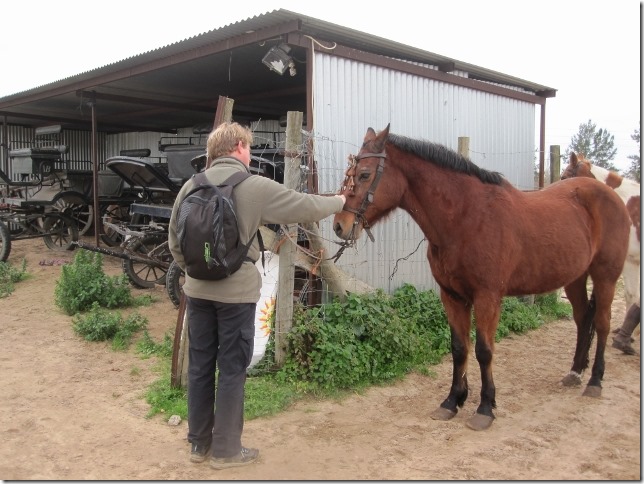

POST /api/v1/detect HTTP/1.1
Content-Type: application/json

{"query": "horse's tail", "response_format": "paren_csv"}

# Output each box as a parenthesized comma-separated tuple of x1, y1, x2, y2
(577, 293, 597, 370)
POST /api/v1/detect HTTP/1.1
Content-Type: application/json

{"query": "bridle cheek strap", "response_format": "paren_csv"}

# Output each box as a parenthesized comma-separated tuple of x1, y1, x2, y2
(342, 151, 386, 243)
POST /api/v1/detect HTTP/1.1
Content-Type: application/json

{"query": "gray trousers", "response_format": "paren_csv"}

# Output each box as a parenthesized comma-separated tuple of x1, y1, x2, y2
(185, 296, 256, 458)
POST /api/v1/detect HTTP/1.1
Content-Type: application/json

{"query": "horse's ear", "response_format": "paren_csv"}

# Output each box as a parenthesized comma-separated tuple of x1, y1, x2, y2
(569, 152, 578, 166)
(364, 127, 377, 142)
(373, 124, 390, 152)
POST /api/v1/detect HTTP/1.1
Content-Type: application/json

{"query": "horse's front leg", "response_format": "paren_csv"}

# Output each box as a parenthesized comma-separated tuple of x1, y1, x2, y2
(467, 294, 501, 431)
(431, 290, 472, 422)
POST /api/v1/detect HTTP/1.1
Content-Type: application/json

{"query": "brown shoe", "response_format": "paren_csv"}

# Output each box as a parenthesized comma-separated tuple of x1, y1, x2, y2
(210, 447, 259, 470)
(190, 442, 211, 463)
(612, 337, 638, 356)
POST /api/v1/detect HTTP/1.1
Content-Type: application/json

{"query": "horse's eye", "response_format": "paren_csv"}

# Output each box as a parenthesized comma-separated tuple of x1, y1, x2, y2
(358, 172, 370, 182)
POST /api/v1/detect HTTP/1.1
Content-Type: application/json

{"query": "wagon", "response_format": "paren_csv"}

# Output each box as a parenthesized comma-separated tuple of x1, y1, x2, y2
(0, 126, 83, 261)
(74, 148, 277, 290)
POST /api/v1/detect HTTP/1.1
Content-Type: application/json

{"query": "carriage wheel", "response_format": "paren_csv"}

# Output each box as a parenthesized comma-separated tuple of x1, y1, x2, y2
(166, 259, 185, 308)
(42, 214, 79, 251)
(99, 204, 130, 247)
(122, 234, 170, 288)
(0, 220, 11, 262)
(51, 191, 93, 236)
(170, 294, 189, 389)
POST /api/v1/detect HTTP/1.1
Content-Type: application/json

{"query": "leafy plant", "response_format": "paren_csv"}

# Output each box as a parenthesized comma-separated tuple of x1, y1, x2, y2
(54, 250, 152, 315)
(279, 288, 448, 390)
(55, 250, 131, 314)
(0, 258, 28, 298)
(72, 302, 147, 350)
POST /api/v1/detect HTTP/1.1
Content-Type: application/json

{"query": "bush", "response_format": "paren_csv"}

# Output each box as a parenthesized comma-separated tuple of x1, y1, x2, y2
(280, 289, 447, 390)
(275, 284, 571, 392)
(72, 302, 147, 350)
(0, 259, 28, 298)
(54, 250, 133, 315)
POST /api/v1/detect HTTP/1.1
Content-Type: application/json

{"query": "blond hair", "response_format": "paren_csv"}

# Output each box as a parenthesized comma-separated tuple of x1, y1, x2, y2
(207, 122, 253, 160)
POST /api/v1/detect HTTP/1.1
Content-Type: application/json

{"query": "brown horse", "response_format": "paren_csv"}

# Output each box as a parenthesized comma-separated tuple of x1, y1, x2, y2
(333, 125, 631, 430)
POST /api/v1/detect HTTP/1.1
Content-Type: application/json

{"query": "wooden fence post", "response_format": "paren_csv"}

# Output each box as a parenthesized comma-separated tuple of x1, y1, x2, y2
(550, 145, 561, 184)
(458, 136, 470, 158)
(275, 111, 303, 366)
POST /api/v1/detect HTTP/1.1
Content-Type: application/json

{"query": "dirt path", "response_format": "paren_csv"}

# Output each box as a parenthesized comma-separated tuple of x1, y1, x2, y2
(0, 237, 640, 480)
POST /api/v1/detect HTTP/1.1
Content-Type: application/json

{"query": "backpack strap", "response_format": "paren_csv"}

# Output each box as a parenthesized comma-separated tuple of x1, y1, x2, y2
(193, 171, 210, 187)
(219, 171, 266, 270)
(222, 170, 253, 187)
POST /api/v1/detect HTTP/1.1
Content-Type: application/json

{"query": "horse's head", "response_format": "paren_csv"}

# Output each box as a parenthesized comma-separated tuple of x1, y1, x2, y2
(333, 124, 396, 241)
(561, 152, 594, 180)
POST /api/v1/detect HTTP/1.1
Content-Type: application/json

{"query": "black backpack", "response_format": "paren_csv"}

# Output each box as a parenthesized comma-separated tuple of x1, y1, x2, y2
(176, 171, 262, 280)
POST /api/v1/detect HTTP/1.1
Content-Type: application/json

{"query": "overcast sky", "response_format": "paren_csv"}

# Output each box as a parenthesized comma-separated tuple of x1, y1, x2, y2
(0, 0, 640, 170)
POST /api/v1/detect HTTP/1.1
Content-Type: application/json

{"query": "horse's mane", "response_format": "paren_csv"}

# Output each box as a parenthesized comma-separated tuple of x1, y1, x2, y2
(388, 134, 504, 185)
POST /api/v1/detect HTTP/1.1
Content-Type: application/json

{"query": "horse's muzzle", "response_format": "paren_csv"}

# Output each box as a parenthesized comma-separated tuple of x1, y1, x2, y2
(333, 216, 359, 240)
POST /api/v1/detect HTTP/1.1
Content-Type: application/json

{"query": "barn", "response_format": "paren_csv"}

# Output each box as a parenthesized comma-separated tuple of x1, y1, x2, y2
(0, 8, 556, 295)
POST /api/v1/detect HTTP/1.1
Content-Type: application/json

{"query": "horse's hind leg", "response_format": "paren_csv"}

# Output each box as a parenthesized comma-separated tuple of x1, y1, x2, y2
(562, 275, 591, 387)
(582, 278, 618, 397)
(431, 291, 472, 422)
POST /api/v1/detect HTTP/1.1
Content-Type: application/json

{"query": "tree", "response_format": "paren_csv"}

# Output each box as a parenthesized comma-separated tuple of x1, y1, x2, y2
(623, 127, 640, 182)
(566, 119, 618, 170)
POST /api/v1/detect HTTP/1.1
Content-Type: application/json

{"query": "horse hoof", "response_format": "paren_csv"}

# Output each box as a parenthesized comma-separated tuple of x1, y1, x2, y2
(582, 385, 602, 398)
(466, 413, 494, 431)
(430, 407, 456, 421)
(561, 372, 582, 387)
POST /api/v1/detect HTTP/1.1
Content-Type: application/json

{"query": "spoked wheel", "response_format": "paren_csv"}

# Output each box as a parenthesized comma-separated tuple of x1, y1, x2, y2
(0, 220, 10, 262)
(122, 233, 171, 288)
(166, 259, 185, 308)
(42, 213, 79, 251)
(100, 204, 130, 247)
(51, 191, 93, 236)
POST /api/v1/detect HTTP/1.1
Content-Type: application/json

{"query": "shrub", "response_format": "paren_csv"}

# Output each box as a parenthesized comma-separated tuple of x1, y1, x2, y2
(280, 289, 445, 390)
(54, 250, 133, 315)
(72, 302, 147, 350)
(275, 284, 571, 393)
(0, 258, 28, 298)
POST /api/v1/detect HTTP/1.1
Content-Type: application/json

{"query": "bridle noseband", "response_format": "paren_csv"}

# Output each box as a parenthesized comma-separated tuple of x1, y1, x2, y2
(341, 150, 386, 243)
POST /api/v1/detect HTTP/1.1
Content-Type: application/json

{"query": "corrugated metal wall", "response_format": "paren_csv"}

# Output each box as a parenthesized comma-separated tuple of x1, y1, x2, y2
(104, 120, 284, 164)
(0, 126, 106, 180)
(311, 52, 537, 294)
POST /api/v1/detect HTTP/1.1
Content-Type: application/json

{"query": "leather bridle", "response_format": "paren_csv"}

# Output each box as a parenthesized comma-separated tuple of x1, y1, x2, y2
(341, 150, 386, 243)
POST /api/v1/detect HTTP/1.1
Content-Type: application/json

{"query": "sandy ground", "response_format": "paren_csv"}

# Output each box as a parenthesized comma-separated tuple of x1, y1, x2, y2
(0, 237, 640, 480)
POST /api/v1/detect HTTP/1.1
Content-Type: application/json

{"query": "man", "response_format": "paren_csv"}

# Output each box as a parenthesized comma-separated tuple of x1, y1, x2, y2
(168, 122, 346, 469)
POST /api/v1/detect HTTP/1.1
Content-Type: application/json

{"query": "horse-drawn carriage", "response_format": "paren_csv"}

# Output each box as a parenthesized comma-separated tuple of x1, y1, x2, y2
(71, 135, 284, 299)
(0, 125, 87, 261)
(1, 124, 285, 296)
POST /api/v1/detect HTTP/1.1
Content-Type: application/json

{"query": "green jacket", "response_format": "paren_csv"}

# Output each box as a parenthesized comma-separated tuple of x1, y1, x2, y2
(168, 156, 344, 303)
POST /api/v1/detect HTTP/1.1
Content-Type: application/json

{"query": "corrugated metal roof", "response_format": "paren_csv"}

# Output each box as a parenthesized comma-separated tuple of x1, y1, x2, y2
(0, 9, 555, 134)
